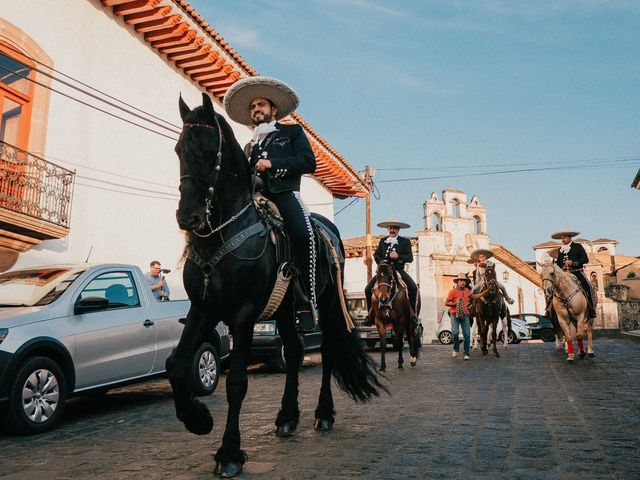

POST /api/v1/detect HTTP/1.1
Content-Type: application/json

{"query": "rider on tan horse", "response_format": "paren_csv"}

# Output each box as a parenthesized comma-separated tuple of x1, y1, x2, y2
(550, 228, 597, 319)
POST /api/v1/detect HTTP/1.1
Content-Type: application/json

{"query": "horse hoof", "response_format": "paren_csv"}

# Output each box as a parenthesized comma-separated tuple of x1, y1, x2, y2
(215, 461, 243, 478)
(578, 351, 586, 359)
(276, 421, 297, 437)
(587, 352, 595, 358)
(494, 351, 500, 358)
(482, 349, 488, 356)
(398, 364, 404, 369)
(180, 400, 213, 435)
(314, 418, 334, 431)
(566, 357, 574, 363)
(379, 366, 386, 372)
(410, 356, 417, 366)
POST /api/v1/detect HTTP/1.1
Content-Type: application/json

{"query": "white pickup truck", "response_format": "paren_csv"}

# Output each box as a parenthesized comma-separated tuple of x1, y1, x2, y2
(0, 263, 230, 435)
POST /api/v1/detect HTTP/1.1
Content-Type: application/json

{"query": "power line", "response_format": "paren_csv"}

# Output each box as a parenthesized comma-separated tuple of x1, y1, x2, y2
(1, 39, 181, 132)
(0, 64, 180, 142)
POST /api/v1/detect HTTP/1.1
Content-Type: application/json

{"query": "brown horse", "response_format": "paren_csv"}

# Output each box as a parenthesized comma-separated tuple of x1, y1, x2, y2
(539, 261, 594, 362)
(472, 263, 502, 357)
(370, 261, 421, 371)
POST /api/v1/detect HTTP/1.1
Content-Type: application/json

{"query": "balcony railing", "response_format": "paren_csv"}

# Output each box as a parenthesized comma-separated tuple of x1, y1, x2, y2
(0, 140, 75, 228)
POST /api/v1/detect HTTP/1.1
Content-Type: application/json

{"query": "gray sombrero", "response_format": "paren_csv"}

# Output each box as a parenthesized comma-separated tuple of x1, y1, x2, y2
(377, 216, 410, 229)
(223, 76, 299, 126)
(550, 228, 580, 240)
(453, 273, 471, 284)
(469, 248, 494, 262)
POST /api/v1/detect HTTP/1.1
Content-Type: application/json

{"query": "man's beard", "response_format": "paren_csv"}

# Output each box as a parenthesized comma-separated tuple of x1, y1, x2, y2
(252, 111, 273, 125)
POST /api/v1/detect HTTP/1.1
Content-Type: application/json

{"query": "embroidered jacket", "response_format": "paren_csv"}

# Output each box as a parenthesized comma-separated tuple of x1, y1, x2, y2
(374, 236, 413, 271)
(245, 122, 316, 194)
(556, 242, 589, 272)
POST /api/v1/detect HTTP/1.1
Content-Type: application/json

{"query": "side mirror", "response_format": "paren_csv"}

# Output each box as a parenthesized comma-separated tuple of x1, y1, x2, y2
(75, 296, 109, 314)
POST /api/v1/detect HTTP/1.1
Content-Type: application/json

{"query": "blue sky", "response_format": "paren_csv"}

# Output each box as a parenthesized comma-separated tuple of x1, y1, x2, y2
(190, 0, 640, 259)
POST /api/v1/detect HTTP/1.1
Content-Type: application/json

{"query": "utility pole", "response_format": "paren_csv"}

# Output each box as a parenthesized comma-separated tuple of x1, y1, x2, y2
(365, 165, 373, 281)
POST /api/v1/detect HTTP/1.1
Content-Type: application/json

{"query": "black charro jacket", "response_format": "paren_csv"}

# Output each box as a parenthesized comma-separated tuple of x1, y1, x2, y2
(245, 122, 316, 194)
(556, 242, 589, 272)
(374, 236, 413, 271)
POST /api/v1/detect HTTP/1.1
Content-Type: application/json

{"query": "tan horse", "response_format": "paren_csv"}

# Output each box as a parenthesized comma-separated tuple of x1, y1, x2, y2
(539, 262, 594, 362)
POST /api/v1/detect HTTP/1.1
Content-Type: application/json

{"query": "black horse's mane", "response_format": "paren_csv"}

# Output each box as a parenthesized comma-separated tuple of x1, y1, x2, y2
(178, 104, 252, 259)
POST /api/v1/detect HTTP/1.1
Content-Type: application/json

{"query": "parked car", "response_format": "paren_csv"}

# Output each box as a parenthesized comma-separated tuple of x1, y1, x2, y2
(511, 313, 556, 342)
(0, 263, 230, 435)
(250, 318, 322, 372)
(437, 310, 531, 345)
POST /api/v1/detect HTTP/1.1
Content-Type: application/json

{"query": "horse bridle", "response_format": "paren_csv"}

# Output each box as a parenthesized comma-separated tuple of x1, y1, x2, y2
(541, 271, 580, 305)
(375, 266, 397, 308)
(179, 117, 251, 238)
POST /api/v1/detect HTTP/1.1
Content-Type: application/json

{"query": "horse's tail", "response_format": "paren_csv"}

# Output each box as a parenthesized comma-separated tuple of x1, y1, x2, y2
(331, 302, 388, 402)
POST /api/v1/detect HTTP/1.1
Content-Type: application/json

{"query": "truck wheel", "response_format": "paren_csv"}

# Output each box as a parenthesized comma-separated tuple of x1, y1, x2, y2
(190, 343, 220, 396)
(3, 356, 67, 435)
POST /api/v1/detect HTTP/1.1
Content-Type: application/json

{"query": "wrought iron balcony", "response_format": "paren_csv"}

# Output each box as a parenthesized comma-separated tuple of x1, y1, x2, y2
(0, 140, 75, 240)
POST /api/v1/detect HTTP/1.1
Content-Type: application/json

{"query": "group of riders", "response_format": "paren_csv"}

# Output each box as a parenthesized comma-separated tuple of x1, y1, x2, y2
(223, 75, 597, 335)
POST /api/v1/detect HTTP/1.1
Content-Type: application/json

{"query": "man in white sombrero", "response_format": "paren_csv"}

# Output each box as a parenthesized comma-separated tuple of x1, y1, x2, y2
(550, 228, 596, 318)
(363, 217, 418, 326)
(469, 248, 514, 304)
(224, 76, 318, 331)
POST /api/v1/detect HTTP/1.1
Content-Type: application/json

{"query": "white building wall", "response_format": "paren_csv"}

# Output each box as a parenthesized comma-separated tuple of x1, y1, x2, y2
(4, 1, 334, 298)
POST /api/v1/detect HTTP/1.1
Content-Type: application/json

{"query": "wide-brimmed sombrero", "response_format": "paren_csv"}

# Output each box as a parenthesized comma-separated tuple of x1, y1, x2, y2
(453, 273, 471, 284)
(223, 76, 299, 126)
(550, 228, 580, 240)
(469, 248, 494, 262)
(377, 216, 410, 229)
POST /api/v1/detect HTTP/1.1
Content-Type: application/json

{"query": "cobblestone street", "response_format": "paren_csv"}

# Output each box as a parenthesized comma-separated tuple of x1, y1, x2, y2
(1, 338, 639, 480)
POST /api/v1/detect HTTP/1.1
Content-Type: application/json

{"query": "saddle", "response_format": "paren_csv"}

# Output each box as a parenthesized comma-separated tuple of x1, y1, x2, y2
(253, 193, 342, 298)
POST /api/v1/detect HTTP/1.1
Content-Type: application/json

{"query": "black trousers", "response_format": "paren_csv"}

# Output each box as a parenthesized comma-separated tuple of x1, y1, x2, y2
(365, 269, 418, 315)
(266, 191, 316, 306)
(573, 270, 595, 310)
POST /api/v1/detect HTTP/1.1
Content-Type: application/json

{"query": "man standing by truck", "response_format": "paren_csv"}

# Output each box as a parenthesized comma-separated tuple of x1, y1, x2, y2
(146, 260, 170, 301)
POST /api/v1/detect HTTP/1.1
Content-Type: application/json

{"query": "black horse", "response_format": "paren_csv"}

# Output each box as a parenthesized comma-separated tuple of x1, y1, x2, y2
(167, 93, 384, 477)
(471, 263, 502, 357)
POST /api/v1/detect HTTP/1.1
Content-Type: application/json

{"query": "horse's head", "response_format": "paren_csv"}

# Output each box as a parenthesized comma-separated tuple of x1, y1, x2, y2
(484, 263, 497, 294)
(374, 261, 395, 308)
(538, 261, 555, 301)
(174, 93, 248, 232)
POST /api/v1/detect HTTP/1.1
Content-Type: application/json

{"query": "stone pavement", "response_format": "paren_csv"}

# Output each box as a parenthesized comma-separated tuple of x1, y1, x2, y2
(1, 338, 639, 480)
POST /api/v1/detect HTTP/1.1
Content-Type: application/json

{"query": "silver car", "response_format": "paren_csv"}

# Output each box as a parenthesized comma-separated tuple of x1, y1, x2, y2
(0, 263, 230, 435)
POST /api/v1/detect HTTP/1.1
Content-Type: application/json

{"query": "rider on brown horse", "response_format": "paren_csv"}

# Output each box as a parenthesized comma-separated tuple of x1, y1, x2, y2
(550, 228, 597, 319)
(364, 218, 418, 327)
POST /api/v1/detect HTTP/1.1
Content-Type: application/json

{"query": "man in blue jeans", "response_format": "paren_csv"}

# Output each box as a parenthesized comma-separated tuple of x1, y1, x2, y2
(445, 273, 472, 360)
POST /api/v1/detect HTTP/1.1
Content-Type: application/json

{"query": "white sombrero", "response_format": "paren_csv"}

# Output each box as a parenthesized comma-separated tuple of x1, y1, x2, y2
(377, 216, 410, 229)
(223, 76, 299, 126)
(550, 228, 580, 240)
(469, 248, 494, 262)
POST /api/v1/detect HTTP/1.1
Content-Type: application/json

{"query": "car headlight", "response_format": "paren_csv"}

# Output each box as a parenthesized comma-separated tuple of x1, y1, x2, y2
(0, 328, 8, 345)
(253, 322, 276, 335)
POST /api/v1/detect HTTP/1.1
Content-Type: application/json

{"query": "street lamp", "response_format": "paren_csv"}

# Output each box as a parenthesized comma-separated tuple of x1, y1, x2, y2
(502, 271, 509, 282)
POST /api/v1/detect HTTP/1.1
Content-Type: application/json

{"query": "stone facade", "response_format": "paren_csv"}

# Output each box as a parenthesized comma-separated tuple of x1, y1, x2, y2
(617, 301, 640, 331)
(344, 189, 546, 343)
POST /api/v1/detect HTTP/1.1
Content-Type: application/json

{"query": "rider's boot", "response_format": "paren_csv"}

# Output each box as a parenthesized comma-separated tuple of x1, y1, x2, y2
(363, 308, 375, 327)
(294, 277, 317, 333)
(409, 314, 418, 327)
(296, 303, 319, 333)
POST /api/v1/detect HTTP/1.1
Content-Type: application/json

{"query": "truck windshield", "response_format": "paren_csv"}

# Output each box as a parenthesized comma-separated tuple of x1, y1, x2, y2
(0, 267, 84, 307)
